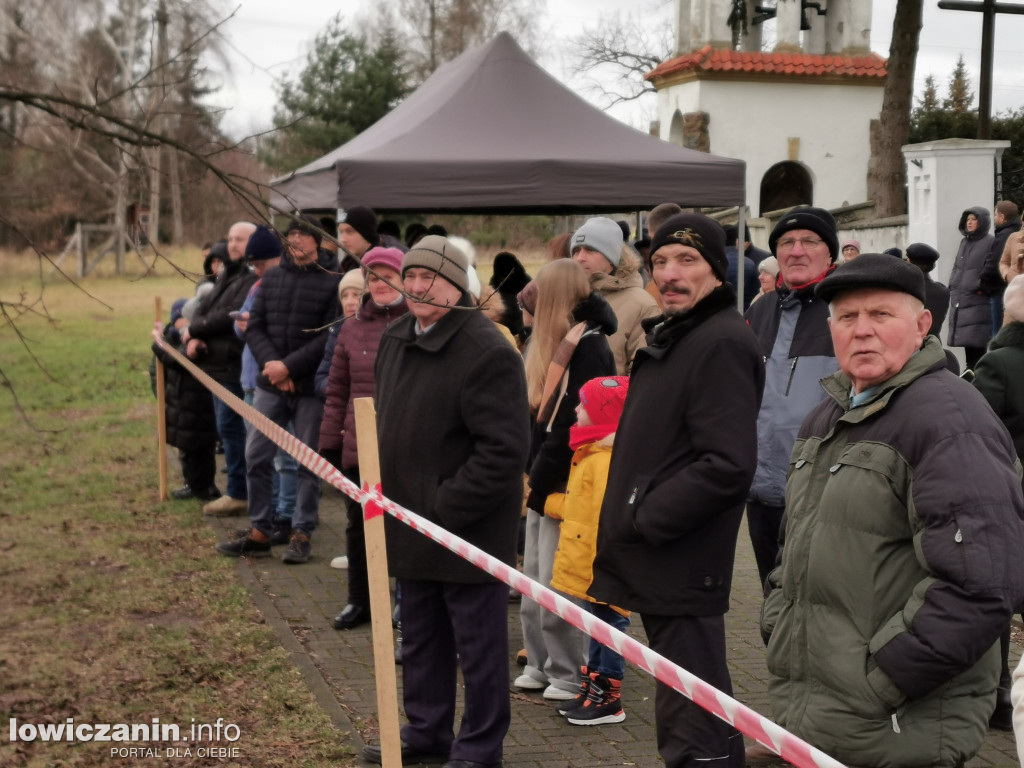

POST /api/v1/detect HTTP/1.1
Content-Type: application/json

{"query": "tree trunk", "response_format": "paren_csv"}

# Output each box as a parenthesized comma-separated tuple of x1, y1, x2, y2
(169, 149, 184, 246)
(866, 0, 923, 218)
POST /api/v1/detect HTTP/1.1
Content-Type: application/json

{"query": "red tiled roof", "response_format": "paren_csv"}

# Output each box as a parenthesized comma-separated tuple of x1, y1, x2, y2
(647, 45, 887, 81)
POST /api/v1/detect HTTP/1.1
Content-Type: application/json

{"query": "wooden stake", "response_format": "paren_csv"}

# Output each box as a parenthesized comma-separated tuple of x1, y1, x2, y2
(155, 297, 168, 501)
(354, 397, 403, 768)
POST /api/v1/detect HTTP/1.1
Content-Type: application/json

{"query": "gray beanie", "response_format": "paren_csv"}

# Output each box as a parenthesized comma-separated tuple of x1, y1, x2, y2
(571, 217, 623, 268)
(401, 235, 471, 294)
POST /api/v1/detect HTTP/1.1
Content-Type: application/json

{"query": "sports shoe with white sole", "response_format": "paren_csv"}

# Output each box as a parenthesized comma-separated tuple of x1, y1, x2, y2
(513, 674, 545, 691)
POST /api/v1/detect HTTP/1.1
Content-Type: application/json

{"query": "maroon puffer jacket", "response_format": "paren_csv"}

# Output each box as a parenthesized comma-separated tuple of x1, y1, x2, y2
(319, 294, 408, 467)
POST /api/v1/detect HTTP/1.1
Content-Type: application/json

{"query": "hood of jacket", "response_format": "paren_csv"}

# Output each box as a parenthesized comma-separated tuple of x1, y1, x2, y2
(571, 291, 618, 336)
(959, 206, 992, 240)
(589, 246, 644, 293)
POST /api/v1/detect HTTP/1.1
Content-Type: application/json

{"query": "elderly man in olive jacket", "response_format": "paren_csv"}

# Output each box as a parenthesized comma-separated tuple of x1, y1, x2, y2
(756, 254, 1024, 768)
(590, 213, 765, 768)
(363, 236, 530, 768)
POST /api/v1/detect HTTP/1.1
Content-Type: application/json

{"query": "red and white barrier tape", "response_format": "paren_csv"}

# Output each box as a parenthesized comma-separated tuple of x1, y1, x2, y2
(152, 329, 846, 768)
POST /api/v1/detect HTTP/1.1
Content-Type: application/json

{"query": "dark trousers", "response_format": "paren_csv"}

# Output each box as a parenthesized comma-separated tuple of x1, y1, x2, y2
(179, 447, 216, 491)
(746, 501, 785, 587)
(400, 579, 510, 764)
(641, 613, 744, 768)
(965, 346, 986, 370)
(341, 465, 368, 607)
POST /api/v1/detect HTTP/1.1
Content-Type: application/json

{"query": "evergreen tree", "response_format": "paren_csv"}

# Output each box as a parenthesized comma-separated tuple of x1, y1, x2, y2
(919, 75, 939, 112)
(909, 58, 978, 144)
(945, 55, 974, 115)
(261, 13, 409, 173)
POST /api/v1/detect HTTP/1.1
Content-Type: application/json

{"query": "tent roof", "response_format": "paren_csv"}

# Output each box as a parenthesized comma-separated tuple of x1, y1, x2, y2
(269, 32, 745, 215)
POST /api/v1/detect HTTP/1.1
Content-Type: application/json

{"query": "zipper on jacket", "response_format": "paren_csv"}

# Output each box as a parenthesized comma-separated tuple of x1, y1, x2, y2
(785, 357, 799, 396)
(891, 711, 901, 734)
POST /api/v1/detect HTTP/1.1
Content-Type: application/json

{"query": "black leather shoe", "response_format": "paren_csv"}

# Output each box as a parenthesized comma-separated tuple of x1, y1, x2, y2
(171, 484, 221, 501)
(333, 603, 370, 630)
(170, 484, 194, 500)
(442, 760, 501, 768)
(362, 741, 448, 765)
(990, 686, 1013, 731)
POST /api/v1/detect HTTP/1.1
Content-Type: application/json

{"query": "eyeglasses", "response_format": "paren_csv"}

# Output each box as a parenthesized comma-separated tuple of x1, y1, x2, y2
(776, 237, 825, 251)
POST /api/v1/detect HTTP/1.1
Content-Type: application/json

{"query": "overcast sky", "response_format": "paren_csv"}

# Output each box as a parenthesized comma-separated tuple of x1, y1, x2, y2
(206, 0, 1024, 140)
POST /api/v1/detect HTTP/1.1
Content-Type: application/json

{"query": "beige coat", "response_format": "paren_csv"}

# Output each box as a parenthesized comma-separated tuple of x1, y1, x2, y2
(999, 229, 1024, 283)
(590, 248, 661, 374)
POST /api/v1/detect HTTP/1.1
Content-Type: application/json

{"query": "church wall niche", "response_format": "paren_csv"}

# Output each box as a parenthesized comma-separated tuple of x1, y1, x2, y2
(760, 161, 814, 214)
(670, 109, 710, 153)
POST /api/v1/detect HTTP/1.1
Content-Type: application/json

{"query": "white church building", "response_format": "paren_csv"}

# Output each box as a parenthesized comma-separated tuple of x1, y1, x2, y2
(649, 0, 886, 216)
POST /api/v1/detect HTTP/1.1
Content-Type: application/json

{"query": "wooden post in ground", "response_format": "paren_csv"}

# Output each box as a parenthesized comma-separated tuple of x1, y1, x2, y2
(155, 297, 168, 501)
(354, 397, 402, 768)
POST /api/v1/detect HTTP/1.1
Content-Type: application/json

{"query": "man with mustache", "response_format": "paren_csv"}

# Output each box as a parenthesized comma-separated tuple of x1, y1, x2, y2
(590, 213, 764, 768)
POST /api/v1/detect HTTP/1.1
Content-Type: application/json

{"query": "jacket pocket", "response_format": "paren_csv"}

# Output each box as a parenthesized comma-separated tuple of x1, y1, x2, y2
(626, 475, 655, 534)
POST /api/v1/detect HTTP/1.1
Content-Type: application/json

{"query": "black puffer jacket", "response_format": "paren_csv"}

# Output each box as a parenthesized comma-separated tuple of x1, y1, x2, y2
(246, 249, 341, 395)
(526, 291, 617, 512)
(187, 257, 257, 382)
(152, 336, 217, 452)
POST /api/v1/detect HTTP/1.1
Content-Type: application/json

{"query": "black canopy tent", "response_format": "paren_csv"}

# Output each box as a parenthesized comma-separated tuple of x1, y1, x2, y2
(268, 32, 746, 215)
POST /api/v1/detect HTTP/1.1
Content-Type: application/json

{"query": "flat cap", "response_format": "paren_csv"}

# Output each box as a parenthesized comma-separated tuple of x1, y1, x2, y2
(815, 252, 926, 304)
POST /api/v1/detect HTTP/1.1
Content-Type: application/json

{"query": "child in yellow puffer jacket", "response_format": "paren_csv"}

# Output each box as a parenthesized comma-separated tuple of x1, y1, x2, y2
(548, 375, 630, 726)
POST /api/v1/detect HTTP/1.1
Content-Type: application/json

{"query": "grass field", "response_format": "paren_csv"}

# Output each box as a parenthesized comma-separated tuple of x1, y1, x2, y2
(0, 253, 351, 767)
(0, 240, 553, 767)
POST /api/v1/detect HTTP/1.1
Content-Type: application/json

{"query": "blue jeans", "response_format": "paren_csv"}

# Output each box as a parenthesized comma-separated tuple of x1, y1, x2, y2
(991, 293, 1005, 337)
(587, 603, 629, 680)
(246, 387, 324, 537)
(273, 451, 297, 520)
(213, 380, 248, 500)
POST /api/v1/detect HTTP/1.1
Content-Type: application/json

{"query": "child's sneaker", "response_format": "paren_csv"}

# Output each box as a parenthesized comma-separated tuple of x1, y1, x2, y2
(557, 666, 597, 716)
(566, 674, 625, 725)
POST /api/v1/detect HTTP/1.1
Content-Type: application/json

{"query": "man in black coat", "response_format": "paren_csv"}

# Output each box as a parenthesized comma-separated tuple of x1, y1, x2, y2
(982, 200, 1022, 335)
(363, 236, 530, 768)
(184, 221, 257, 516)
(215, 217, 340, 565)
(590, 214, 765, 768)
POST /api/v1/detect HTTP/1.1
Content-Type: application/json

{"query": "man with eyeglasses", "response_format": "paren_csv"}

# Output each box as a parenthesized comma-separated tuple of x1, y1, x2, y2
(743, 207, 839, 589)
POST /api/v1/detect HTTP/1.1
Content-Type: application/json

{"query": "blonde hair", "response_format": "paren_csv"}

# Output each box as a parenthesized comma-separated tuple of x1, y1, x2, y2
(524, 260, 591, 409)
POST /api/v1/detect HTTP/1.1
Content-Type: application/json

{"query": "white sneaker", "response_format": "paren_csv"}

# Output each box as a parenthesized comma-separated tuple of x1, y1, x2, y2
(513, 674, 545, 691)
(543, 684, 578, 701)
(330, 555, 349, 569)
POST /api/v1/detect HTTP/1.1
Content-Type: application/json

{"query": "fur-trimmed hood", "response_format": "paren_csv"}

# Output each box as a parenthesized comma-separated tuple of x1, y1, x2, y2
(589, 246, 644, 293)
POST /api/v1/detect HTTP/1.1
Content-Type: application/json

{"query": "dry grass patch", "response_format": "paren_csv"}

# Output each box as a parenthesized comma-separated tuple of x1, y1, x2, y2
(1, 273, 355, 767)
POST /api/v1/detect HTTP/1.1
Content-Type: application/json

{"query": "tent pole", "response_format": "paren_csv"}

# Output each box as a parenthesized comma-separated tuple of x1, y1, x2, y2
(736, 208, 746, 313)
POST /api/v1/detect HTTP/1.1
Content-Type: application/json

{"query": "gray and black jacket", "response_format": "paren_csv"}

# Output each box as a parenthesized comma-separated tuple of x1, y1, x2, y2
(744, 277, 837, 507)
